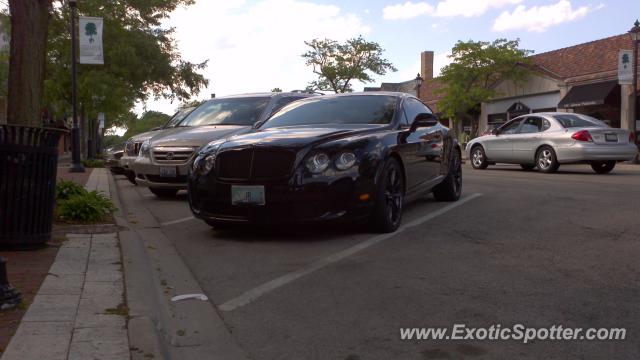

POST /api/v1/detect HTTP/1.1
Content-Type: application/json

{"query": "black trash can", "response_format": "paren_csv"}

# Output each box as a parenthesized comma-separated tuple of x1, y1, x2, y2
(0, 125, 67, 246)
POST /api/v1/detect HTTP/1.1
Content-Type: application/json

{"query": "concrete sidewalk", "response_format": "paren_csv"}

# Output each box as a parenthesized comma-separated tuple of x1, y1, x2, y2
(1, 169, 129, 360)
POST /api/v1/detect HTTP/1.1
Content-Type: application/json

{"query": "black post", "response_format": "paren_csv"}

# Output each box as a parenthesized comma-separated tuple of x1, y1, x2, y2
(69, 0, 84, 173)
(0, 258, 22, 310)
(631, 20, 640, 163)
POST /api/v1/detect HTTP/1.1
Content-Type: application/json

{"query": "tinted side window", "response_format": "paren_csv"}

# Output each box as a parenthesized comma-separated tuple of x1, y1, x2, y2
(271, 96, 306, 116)
(403, 98, 431, 125)
(499, 119, 522, 134)
(519, 117, 541, 134)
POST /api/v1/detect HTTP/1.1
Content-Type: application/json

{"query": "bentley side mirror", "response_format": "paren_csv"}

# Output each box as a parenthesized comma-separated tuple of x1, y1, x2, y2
(411, 113, 438, 131)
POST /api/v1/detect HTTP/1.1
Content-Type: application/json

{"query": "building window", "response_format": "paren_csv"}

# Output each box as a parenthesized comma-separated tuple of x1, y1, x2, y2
(533, 107, 556, 113)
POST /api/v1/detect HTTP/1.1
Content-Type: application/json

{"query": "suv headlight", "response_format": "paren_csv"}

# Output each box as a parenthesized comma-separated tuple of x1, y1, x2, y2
(335, 151, 356, 170)
(137, 140, 151, 159)
(306, 152, 330, 174)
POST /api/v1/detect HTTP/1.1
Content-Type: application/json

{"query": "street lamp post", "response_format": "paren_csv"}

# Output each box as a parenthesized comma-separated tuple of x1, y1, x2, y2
(629, 20, 640, 163)
(69, 0, 84, 173)
(414, 73, 424, 99)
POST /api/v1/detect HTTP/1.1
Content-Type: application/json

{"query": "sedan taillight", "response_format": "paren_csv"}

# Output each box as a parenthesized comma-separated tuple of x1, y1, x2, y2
(630, 131, 637, 143)
(571, 130, 593, 142)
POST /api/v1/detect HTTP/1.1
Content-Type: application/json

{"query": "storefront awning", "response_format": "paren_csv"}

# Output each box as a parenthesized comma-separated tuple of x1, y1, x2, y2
(558, 80, 619, 109)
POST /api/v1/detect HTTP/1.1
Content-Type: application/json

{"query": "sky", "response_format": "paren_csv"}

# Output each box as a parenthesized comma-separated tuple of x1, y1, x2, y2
(134, 0, 640, 115)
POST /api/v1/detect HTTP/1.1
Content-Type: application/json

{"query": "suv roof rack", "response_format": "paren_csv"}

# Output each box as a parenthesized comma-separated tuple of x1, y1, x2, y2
(289, 90, 324, 95)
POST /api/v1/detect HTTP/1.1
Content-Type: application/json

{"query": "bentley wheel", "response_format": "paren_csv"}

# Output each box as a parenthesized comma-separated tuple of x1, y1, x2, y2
(149, 187, 179, 197)
(591, 161, 615, 174)
(536, 146, 559, 173)
(433, 150, 462, 202)
(471, 145, 488, 169)
(370, 158, 404, 233)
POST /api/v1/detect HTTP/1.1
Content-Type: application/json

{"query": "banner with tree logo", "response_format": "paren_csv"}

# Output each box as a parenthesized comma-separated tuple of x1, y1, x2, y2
(79, 16, 104, 65)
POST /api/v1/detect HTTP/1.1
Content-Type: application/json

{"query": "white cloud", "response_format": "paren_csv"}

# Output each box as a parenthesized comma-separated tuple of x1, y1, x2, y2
(433, 51, 453, 77)
(434, 0, 522, 17)
(383, 0, 521, 20)
(138, 0, 370, 114)
(492, 0, 601, 32)
(382, 1, 434, 20)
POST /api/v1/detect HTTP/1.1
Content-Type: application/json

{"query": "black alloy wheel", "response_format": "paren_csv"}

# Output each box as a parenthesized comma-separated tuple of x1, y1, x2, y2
(370, 158, 404, 233)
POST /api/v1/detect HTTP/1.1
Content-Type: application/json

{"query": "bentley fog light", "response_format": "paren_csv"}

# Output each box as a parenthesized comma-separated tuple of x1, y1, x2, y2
(306, 152, 330, 173)
(335, 152, 356, 170)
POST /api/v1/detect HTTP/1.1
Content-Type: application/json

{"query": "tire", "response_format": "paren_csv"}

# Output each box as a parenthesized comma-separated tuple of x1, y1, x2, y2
(536, 146, 559, 173)
(433, 149, 462, 202)
(520, 164, 536, 171)
(591, 161, 615, 174)
(149, 187, 179, 197)
(125, 171, 137, 185)
(470, 145, 489, 169)
(369, 158, 405, 233)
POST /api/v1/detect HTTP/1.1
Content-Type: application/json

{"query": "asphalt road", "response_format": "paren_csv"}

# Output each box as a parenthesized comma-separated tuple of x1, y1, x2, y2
(115, 163, 640, 360)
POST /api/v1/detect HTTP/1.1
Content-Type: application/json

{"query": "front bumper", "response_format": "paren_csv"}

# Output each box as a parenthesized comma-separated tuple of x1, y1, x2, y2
(556, 143, 638, 163)
(188, 171, 376, 225)
(132, 158, 190, 189)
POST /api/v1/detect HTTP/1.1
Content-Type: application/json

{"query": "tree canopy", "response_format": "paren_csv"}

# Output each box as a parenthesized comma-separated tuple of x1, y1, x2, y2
(122, 110, 171, 139)
(42, 0, 209, 129)
(302, 36, 396, 93)
(437, 38, 532, 132)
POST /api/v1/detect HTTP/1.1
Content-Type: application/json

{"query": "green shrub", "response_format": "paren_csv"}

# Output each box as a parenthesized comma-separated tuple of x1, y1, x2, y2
(82, 159, 105, 168)
(56, 180, 87, 201)
(56, 191, 116, 223)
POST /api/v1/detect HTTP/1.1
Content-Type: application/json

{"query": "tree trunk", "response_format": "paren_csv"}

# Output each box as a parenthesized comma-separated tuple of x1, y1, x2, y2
(7, 0, 52, 127)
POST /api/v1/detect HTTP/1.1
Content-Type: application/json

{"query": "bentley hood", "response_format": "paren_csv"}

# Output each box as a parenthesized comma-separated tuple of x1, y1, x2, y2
(219, 125, 383, 151)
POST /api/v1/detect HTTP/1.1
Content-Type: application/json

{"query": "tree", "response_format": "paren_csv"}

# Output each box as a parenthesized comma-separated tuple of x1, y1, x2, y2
(271, 87, 282, 92)
(302, 36, 396, 93)
(84, 21, 97, 43)
(122, 111, 170, 139)
(437, 38, 532, 135)
(7, 0, 52, 126)
(43, 0, 208, 131)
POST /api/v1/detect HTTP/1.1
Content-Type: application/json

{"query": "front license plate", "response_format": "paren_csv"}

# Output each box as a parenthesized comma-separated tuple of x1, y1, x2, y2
(159, 166, 177, 177)
(605, 134, 618, 142)
(231, 185, 265, 206)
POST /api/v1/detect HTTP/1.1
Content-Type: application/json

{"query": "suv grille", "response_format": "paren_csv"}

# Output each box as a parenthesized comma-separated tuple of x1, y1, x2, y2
(152, 147, 195, 164)
(217, 147, 295, 180)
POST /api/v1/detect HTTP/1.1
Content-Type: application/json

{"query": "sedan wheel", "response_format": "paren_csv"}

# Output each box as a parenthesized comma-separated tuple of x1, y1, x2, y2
(536, 146, 559, 173)
(433, 150, 462, 202)
(370, 158, 404, 233)
(591, 161, 616, 174)
(471, 146, 488, 169)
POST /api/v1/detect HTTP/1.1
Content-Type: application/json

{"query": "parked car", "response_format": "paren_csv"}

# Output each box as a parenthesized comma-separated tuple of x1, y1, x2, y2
(466, 112, 638, 174)
(133, 92, 317, 197)
(121, 106, 196, 185)
(104, 143, 125, 174)
(188, 92, 462, 233)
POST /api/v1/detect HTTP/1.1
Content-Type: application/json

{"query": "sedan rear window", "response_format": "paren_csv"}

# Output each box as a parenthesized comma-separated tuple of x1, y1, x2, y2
(554, 114, 607, 128)
(179, 97, 270, 127)
(261, 95, 397, 129)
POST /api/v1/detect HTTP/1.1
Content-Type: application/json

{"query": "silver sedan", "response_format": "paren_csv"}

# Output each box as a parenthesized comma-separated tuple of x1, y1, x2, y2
(466, 112, 638, 174)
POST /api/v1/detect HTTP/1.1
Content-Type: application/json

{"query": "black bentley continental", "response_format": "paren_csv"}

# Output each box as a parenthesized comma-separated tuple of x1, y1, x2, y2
(188, 92, 462, 233)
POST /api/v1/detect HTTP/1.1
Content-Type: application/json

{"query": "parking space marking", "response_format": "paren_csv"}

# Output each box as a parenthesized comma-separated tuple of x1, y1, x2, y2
(160, 216, 195, 226)
(218, 193, 483, 312)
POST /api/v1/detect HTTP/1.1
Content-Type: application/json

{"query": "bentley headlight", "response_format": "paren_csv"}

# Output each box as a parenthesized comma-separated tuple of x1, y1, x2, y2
(203, 154, 216, 174)
(137, 140, 151, 159)
(306, 152, 330, 174)
(335, 151, 357, 170)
